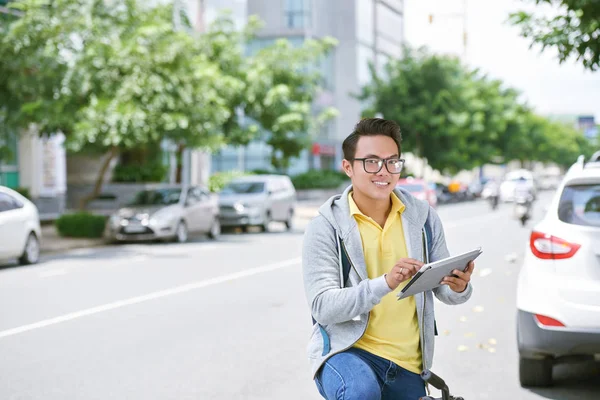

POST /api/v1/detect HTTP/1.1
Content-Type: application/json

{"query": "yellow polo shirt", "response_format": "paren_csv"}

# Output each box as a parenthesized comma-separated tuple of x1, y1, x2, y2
(350, 192, 422, 373)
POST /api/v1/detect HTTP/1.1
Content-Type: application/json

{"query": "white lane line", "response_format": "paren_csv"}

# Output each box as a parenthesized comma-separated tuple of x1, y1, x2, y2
(0, 257, 301, 340)
(39, 269, 67, 278)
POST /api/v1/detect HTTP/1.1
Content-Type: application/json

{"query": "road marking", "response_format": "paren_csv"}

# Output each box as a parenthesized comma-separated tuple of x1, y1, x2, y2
(39, 269, 67, 278)
(0, 257, 301, 340)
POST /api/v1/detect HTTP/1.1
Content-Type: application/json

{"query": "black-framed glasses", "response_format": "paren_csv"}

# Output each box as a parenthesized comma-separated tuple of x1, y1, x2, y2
(352, 157, 405, 174)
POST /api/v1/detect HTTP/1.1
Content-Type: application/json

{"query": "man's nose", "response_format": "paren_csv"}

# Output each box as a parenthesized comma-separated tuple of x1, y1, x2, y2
(377, 165, 391, 177)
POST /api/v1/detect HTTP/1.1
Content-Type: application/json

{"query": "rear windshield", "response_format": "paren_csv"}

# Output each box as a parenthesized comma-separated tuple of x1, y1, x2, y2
(557, 184, 600, 227)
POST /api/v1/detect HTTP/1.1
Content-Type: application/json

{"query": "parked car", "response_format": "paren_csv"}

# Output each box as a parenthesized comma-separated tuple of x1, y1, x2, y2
(104, 186, 220, 243)
(397, 178, 437, 208)
(0, 186, 41, 265)
(516, 152, 600, 387)
(218, 175, 296, 232)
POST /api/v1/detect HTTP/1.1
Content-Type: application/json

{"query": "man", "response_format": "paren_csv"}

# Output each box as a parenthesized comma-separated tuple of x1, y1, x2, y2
(302, 118, 475, 400)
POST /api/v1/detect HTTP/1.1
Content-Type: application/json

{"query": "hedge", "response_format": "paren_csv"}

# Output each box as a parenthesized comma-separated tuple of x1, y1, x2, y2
(55, 213, 107, 238)
(291, 170, 349, 190)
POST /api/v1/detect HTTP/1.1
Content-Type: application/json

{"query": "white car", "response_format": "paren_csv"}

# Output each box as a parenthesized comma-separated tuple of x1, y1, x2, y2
(0, 186, 42, 265)
(500, 169, 537, 202)
(516, 152, 600, 387)
(104, 186, 220, 243)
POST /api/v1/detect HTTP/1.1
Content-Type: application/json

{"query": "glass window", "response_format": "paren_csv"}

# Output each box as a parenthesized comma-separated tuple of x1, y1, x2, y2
(376, 52, 390, 76)
(376, 3, 403, 43)
(356, 0, 374, 45)
(0, 192, 19, 213)
(284, 0, 311, 29)
(129, 189, 182, 206)
(186, 188, 202, 205)
(221, 181, 266, 194)
(381, 0, 403, 12)
(319, 52, 335, 90)
(377, 35, 402, 58)
(558, 183, 600, 227)
(357, 44, 375, 86)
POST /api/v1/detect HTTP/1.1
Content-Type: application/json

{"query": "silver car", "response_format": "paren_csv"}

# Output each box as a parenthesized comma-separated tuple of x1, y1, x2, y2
(218, 175, 296, 232)
(105, 186, 220, 243)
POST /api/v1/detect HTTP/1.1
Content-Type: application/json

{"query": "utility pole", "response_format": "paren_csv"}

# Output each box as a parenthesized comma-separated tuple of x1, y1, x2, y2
(190, 0, 212, 187)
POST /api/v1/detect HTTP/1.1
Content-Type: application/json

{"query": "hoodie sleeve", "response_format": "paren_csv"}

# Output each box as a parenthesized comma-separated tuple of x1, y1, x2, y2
(428, 207, 473, 305)
(302, 215, 392, 325)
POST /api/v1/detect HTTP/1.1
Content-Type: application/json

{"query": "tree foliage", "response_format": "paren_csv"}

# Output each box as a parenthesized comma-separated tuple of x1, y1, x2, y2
(199, 13, 337, 170)
(360, 46, 593, 174)
(0, 0, 336, 204)
(510, 0, 600, 71)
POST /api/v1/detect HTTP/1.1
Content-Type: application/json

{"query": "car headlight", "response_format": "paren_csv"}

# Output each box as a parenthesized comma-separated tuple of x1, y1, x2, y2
(109, 214, 121, 226)
(233, 203, 245, 212)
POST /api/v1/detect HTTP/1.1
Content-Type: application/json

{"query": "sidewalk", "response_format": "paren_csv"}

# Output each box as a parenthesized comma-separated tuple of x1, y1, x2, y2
(40, 224, 106, 255)
(39, 202, 323, 255)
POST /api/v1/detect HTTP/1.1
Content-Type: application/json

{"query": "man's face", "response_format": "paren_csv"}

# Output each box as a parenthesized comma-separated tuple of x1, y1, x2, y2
(342, 135, 402, 202)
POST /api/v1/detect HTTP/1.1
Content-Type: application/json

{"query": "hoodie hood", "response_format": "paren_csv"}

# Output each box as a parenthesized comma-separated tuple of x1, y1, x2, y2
(317, 184, 431, 239)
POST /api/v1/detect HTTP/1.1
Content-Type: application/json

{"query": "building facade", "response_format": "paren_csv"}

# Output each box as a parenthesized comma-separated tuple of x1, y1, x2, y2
(211, 0, 405, 174)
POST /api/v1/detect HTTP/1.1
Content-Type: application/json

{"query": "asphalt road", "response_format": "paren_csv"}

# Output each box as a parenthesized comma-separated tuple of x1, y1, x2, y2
(1, 191, 599, 400)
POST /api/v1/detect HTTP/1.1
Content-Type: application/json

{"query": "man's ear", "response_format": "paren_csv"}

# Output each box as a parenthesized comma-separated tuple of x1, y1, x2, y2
(342, 159, 353, 178)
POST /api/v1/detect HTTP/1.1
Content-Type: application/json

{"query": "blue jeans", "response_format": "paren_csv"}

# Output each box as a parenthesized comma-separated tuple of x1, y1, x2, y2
(315, 348, 426, 400)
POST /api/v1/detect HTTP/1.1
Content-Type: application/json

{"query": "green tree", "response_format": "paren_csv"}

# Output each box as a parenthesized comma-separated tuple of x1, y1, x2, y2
(0, 0, 235, 208)
(510, 0, 600, 71)
(199, 12, 338, 171)
(360, 47, 501, 174)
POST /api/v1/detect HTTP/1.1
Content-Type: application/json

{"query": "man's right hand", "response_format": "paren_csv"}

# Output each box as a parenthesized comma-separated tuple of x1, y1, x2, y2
(384, 258, 424, 290)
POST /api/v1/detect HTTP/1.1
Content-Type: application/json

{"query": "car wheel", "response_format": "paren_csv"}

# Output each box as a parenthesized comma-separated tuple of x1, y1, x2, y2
(19, 233, 40, 265)
(519, 356, 553, 387)
(208, 218, 221, 240)
(285, 209, 294, 230)
(174, 221, 188, 243)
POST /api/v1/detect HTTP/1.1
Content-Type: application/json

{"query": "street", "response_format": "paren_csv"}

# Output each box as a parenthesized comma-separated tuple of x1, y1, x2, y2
(1, 192, 599, 400)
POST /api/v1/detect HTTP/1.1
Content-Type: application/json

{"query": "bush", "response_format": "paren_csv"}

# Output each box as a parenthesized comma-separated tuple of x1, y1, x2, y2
(14, 187, 31, 200)
(208, 170, 254, 193)
(292, 169, 349, 190)
(55, 212, 107, 238)
(112, 162, 168, 183)
(251, 169, 275, 175)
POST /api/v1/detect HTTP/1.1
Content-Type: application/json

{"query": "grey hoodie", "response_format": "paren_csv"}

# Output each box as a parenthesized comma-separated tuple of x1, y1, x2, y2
(302, 185, 473, 378)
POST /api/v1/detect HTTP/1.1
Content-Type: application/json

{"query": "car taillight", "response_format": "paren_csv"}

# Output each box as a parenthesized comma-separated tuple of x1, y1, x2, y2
(534, 314, 565, 327)
(530, 231, 581, 260)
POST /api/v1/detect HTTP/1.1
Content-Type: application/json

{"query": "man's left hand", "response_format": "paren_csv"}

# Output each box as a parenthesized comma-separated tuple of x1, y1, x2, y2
(441, 261, 475, 293)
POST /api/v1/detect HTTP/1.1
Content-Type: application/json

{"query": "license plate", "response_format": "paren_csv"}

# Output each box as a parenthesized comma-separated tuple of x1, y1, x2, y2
(124, 225, 146, 233)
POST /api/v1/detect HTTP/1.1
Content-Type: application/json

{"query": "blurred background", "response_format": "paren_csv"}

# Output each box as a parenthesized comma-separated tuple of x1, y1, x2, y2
(0, 0, 599, 399)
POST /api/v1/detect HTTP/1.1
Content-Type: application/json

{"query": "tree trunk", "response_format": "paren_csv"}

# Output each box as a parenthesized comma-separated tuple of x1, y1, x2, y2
(175, 143, 185, 183)
(78, 146, 119, 210)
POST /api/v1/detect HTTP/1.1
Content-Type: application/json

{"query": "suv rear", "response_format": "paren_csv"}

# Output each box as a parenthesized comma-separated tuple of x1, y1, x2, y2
(516, 152, 600, 387)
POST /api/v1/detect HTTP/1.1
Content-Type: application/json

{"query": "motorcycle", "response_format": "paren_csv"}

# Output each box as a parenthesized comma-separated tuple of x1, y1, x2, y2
(489, 194, 499, 210)
(514, 195, 532, 226)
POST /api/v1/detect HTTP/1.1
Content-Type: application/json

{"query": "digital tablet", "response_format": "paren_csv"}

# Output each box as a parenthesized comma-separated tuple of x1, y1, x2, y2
(397, 247, 483, 300)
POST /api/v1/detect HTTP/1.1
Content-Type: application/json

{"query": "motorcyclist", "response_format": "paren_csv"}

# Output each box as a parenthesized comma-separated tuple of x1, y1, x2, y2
(485, 179, 500, 209)
(513, 177, 534, 225)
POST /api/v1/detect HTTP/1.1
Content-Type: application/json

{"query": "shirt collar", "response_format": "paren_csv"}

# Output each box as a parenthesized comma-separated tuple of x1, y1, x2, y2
(348, 191, 406, 217)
